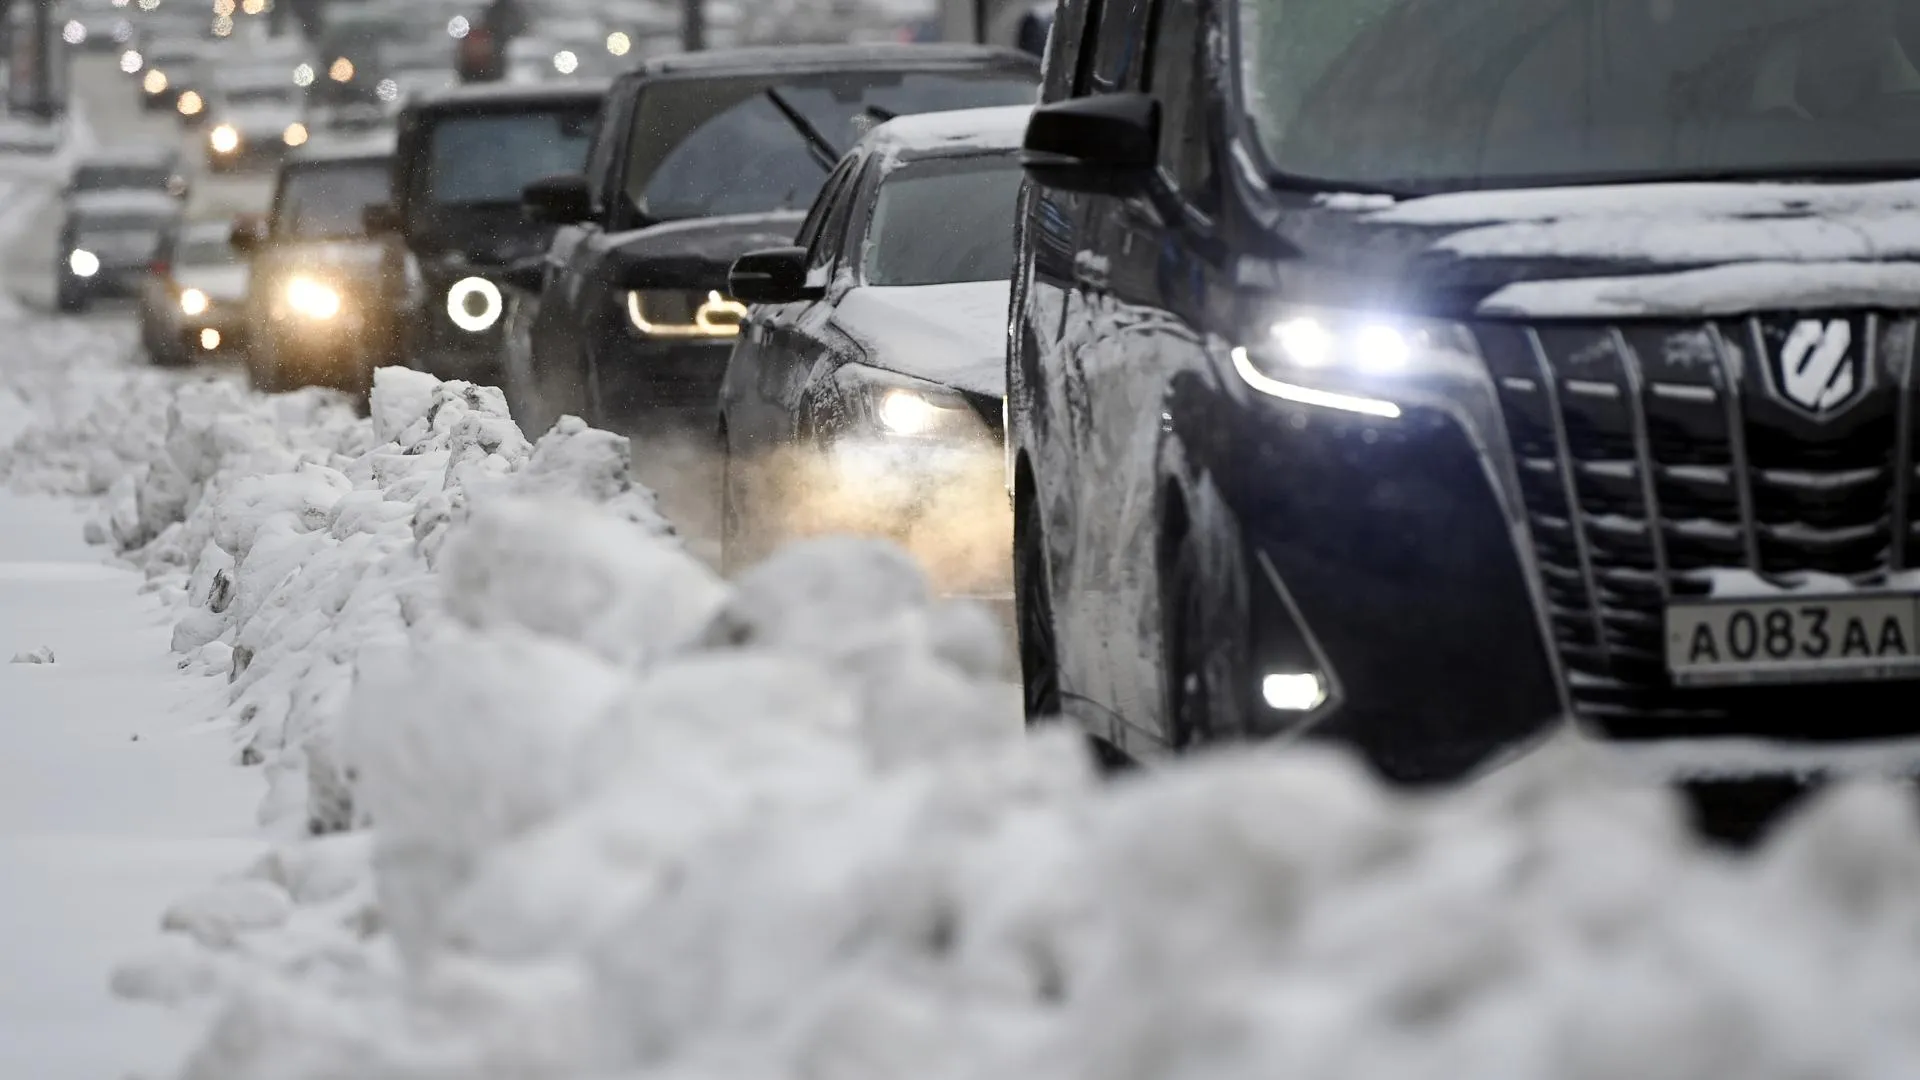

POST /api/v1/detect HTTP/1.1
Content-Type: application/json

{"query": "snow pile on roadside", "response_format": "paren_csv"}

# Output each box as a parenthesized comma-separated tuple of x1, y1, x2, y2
(13, 366, 1920, 1079)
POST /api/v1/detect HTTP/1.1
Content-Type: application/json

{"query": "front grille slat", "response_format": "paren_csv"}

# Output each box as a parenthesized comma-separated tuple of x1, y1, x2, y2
(1525, 327, 1613, 664)
(1483, 313, 1920, 743)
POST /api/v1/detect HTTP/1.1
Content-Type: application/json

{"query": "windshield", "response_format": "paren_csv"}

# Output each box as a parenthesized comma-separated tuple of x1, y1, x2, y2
(179, 237, 238, 264)
(275, 160, 390, 238)
(624, 69, 1038, 221)
(1237, 0, 1920, 191)
(414, 108, 597, 207)
(72, 165, 171, 191)
(225, 86, 296, 107)
(862, 155, 1024, 287)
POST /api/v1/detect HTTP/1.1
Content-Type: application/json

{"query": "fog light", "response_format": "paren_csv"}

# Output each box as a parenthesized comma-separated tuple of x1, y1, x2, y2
(179, 287, 209, 316)
(200, 328, 222, 350)
(1261, 672, 1327, 712)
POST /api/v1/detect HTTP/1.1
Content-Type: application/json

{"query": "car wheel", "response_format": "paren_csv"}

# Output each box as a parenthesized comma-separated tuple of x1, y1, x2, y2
(1164, 515, 1252, 749)
(1014, 487, 1062, 724)
(719, 434, 745, 577)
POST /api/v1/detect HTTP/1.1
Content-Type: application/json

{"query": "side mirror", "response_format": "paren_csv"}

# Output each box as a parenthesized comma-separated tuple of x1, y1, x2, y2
(522, 173, 593, 225)
(362, 202, 403, 235)
(229, 212, 267, 253)
(728, 247, 818, 306)
(1021, 92, 1159, 197)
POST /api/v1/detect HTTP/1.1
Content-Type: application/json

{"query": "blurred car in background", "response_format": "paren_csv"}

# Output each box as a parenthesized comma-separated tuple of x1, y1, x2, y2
(234, 135, 401, 396)
(370, 80, 606, 386)
(139, 220, 250, 367)
(62, 145, 187, 203)
(509, 43, 1039, 439)
(134, 35, 206, 113)
(720, 105, 1026, 580)
(60, 0, 133, 55)
(204, 65, 310, 173)
(56, 190, 181, 313)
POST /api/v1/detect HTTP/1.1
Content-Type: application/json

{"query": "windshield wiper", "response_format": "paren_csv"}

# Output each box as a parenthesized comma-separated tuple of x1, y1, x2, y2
(865, 105, 897, 125)
(763, 87, 841, 173)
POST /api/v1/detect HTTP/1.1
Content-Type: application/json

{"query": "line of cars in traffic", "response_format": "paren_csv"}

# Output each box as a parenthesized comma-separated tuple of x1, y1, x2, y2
(65, 0, 1920, 827)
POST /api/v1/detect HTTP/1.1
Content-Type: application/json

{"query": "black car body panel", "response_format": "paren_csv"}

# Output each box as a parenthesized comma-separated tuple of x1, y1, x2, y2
(515, 43, 1041, 440)
(1011, 0, 1920, 780)
(389, 80, 609, 385)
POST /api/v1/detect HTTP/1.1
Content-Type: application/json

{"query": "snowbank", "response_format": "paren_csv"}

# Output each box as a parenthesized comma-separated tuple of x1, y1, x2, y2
(11, 363, 1920, 1080)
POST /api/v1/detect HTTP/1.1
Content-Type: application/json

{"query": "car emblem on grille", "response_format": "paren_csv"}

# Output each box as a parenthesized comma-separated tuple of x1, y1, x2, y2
(1769, 318, 1864, 418)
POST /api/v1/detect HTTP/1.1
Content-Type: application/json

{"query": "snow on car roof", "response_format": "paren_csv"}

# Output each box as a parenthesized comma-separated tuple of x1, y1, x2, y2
(76, 144, 179, 168)
(863, 104, 1032, 166)
(67, 190, 181, 217)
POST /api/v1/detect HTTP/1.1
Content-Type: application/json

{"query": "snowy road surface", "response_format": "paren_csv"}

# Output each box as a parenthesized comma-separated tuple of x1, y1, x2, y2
(0, 491, 261, 1080)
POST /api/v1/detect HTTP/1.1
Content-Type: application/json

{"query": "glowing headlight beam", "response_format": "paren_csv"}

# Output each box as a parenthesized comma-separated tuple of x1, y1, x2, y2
(877, 388, 947, 436)
(446, 277, 503, 333)
(142, 68, 168, 94)
(209, 124, 240, 154)
(177, 90, 204, 116)
(179, 288, 209, 316)
(1229, 347, 1402, 419)
(282, 122, 308, 147)
(68, 249, 100, 278)
(284, 276, 342, 320)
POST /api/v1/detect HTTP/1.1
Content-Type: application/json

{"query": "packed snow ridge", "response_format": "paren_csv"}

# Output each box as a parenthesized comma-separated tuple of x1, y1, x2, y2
(11, 364, 1920, 1079)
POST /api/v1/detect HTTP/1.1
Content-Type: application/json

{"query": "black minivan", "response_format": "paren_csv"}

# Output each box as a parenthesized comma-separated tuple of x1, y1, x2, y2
(1012, 0, 1920, 786)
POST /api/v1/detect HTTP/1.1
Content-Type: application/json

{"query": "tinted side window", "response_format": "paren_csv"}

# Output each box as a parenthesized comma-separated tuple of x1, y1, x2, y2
(1041, 0, 1088, 102)
(1149, 0, 1214, 203)
(1089, 0, 1152, 92)
(796, 157, 857, 256)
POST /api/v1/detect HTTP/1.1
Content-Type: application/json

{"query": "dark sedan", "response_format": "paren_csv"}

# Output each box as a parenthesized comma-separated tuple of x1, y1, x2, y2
(720, 105, 1029, 590)
(56, 192, 180, 313)
(506, 44, 1040, 441)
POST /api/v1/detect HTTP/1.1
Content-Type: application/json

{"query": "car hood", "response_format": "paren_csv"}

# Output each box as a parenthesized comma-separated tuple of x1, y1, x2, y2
(174, 264, 249, 301)
(608, 211, 806, 292)
(1254, 179, 1920, 321)
(257, 239, 387, 281)
(831, 280, 1009, 398)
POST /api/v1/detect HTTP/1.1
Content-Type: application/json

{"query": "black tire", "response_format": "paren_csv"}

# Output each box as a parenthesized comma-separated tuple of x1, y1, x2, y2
(1163, 516, 1253, 749)
(1015, 486, 1062, 724)
(719, 436, 744, 577)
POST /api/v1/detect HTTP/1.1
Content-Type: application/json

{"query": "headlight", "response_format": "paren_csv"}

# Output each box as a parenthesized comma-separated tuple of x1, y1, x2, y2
(284, 276, 342, 320)
(446, 276, 502, 332)
(833, 364, 981, 439)
(282, 122, 308, 147)
(68, 249, 99, 278)
(209, 124, 240, 154)
(179, 288, 209, 316)
(1229, 307, 1480, 420)
(119, 49, 142, 74)
(177, 90, 204, 116)
(624, 289, 747, 338)
(142, 68, 167, 94)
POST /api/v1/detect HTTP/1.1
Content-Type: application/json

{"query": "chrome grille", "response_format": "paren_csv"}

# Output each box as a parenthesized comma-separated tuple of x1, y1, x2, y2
(1476, 314, 1920, 740)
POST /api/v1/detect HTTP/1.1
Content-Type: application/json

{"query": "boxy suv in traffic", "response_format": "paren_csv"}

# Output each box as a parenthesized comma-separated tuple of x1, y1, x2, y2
(1011, 0, 1920, 789)
(366, 81, 608, 386)
(509, 44, 1040, 439)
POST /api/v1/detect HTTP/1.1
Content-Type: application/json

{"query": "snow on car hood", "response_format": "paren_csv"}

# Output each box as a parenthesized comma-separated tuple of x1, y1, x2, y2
(173, 264, 249, 302)
(1274, 179, 1920, 319)
(221, 107, 302, 134)
(829, 280, 1009, 398)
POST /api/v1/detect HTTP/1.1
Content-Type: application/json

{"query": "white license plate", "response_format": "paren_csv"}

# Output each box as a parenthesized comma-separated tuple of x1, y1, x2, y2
(1666, 595, 1920, 686)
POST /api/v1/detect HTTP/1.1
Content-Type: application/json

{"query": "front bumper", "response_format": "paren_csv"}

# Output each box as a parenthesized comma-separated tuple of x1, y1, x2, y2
(593, 338, 733, 434)
(62, 267, 147, 300)
(1187, 387, 1562, 783)
(260, 312, 401, 391)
